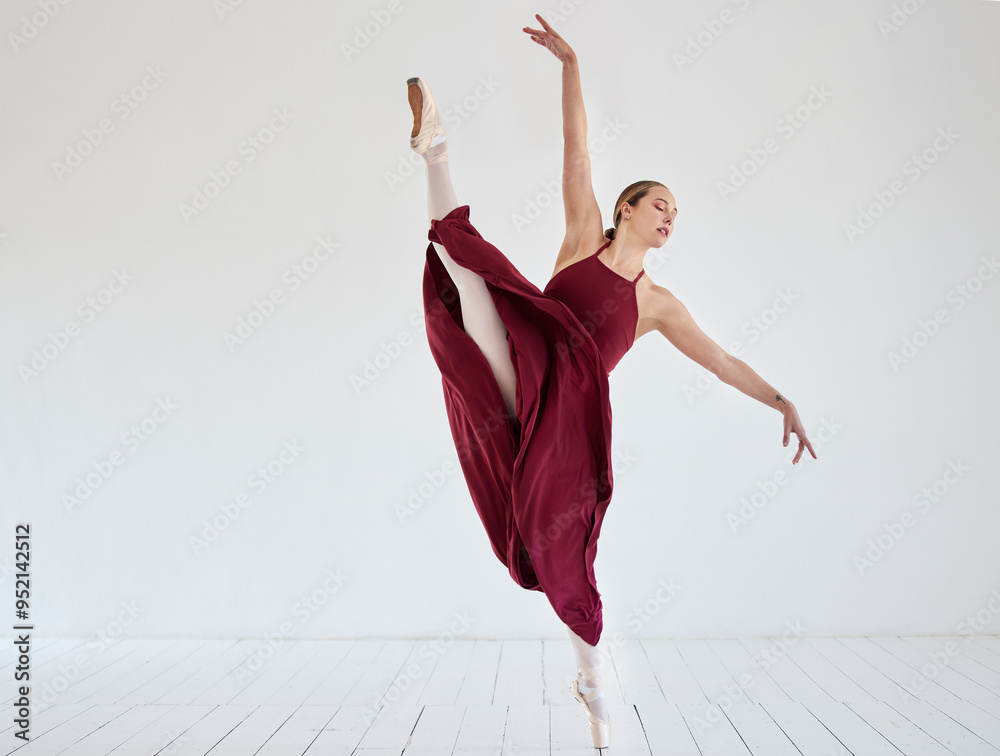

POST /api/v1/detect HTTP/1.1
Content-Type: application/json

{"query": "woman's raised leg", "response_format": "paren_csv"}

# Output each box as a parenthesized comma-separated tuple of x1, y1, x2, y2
(412, 80, 518, 419)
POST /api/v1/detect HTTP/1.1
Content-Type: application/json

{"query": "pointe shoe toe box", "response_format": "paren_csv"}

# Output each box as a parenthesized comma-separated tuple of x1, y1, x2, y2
(407, 77, 447, 153)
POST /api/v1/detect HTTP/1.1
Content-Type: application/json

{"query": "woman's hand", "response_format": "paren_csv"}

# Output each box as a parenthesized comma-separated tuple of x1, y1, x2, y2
(782, 404, 817, 464)
(522, 13, 576, 63)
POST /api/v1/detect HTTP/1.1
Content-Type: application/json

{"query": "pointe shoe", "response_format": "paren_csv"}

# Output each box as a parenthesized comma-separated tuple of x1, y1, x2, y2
(569, 666, 611, 749)
(406, 77, 447, 156)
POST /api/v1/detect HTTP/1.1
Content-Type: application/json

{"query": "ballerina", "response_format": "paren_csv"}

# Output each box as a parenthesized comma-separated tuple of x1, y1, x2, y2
(409, 13, 817, 750)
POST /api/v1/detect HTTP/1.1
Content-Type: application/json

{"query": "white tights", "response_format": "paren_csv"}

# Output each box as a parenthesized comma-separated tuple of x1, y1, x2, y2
(423, 143, 518, 420)
(568, 626, 609, 721)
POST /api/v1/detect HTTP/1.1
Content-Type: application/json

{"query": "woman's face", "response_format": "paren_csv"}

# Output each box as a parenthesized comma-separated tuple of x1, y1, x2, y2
(623, 187, 678, 247)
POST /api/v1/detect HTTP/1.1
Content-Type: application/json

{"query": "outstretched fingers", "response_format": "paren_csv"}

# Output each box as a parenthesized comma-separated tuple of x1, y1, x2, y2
(534, 13, 563, 37)
(793, 440, 804, 464)
(523, 13, 565, 44)
(802, 435, 817, 460)
(784, 414, 817, 464)
(791, 433, 817, 464)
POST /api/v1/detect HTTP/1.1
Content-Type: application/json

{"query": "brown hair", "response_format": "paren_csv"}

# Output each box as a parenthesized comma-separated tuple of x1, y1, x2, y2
(604, 180, 667, 240)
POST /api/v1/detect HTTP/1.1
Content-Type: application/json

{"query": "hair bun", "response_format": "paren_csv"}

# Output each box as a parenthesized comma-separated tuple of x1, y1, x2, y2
(604, 227, 616, 240)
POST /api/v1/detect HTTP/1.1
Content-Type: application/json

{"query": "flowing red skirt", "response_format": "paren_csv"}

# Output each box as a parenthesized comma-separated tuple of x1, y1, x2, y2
(421, 205, 615, 646)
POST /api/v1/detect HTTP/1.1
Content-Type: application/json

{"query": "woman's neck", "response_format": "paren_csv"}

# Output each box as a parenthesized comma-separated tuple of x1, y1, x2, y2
(605, 232, 647, 272)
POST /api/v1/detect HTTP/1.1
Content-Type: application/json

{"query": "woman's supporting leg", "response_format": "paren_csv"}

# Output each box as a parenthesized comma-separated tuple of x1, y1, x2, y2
(423, 143, 518, 419)
(568, 625, 610, 722)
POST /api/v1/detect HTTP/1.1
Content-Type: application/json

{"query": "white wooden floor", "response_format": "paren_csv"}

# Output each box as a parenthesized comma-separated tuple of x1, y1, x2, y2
(2, 636, 1000, 755)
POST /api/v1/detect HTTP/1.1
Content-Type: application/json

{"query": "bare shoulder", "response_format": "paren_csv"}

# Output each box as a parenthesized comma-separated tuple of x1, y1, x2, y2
(634, 276, 683, 339)
(634, 278, 730, 375)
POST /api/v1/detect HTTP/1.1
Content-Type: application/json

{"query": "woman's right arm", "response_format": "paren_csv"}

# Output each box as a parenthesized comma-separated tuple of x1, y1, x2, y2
(523, 15, 604, 271)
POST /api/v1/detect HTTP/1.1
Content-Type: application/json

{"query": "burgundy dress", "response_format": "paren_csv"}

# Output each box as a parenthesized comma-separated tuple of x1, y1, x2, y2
(422, 205, 645, 646)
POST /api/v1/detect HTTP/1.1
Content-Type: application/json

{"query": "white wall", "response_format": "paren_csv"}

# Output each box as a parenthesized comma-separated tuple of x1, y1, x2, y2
(1, 0, 998, 643)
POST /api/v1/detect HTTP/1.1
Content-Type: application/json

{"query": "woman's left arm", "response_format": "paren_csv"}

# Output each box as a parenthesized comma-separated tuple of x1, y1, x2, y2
(716, 355, 817, 464)
(652, 285, 818, 464)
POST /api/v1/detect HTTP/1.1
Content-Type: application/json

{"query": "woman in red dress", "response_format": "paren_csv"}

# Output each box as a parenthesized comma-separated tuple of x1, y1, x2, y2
(410, 14, 817, 749)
